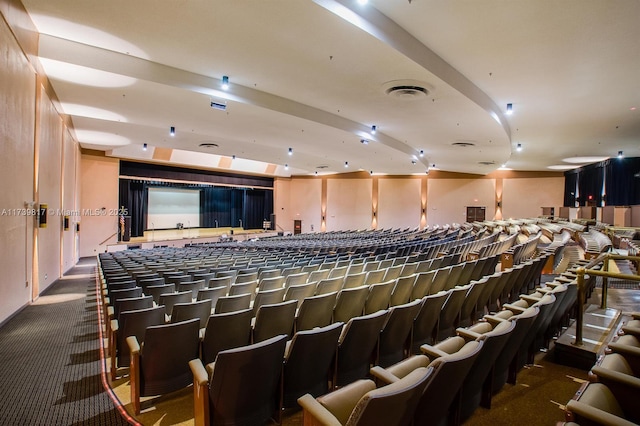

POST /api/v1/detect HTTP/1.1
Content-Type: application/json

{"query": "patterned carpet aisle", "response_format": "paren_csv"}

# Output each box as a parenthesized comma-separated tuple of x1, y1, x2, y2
(0, 258, 129, 426)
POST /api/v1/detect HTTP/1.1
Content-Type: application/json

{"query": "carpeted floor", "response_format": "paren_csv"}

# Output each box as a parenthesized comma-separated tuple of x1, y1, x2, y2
(0, 258, 129, 426)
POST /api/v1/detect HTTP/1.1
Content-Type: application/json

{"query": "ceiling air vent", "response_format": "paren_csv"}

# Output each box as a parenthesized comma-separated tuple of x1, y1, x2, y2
(451, 141, 476, 148)
(385, 85, 429, 100)
(199, 142, 219, 148)
(316, 165, 329, 169)
(478, 161, 496, 166)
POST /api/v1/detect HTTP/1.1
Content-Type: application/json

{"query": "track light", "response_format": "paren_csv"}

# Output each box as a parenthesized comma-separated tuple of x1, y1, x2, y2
(361, 139, 368, 145)
(344, 161, 349, 168)
(221, 75, 229, 90)
(618, 150, 624, 159)
(371, 125, 377, 134)
(419, 149, 424, 157)
(288, 147, 293, 156)
(516, 143, 522, 152)
(506, 103, 513, 115)
(143, 143, 147, 151)
(170, 126, 175, 136)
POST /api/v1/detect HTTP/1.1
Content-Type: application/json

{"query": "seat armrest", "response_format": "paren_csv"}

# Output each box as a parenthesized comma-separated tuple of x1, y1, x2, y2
(484, 314, 508, 325)
(110, 319, 119, 333)
(126, 336, 141, 414)
(107, 305, 114, 318)
(607, 342, 640, 360)
(591, 365, 640, 391)
(370, 366, 399, 384)
(632, 312, 640, 320)
(565, 400, 637, 426)
(297, 394, 342, 426)
(456, 328, 482, 341)
(316, 379, 375, 425)
(190, 359, 210, 426)
(503, 303, 527, 314)
(520, 294, 542, 304)
(621, 325, 640, 338)
(126, 336, 140, 355)
(420, 344, 449, 359)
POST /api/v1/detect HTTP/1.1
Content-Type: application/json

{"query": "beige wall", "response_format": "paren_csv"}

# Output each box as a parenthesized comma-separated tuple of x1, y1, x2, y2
(327, 178, 373, 231)
(36, 86, 63, 293)
(79, 155, 120, 258)
(426, 178, 496, 226)
(0, 14, 36, 323)
(501, 177, 564, 220)
(0, 6, 81, 324)
(378, 178, 422, 229)
(288, 178, 322, 233)
(62, 129, 79, 273)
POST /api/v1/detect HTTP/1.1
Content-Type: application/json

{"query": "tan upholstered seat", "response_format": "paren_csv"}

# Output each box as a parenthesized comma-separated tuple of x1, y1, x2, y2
(190, 334, 287, 426)
(298, 366, 433, 426)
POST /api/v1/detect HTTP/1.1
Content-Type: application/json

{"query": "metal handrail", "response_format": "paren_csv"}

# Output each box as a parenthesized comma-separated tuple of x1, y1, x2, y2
(573, 252, 640, 346)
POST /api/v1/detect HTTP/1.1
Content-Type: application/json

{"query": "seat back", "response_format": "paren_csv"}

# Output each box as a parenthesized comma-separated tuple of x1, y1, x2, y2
(170, 299, 212, 328)
(296, 292, 338, 332)
(333, 286, 369, 323)
(364, 281, 394, 314)
(284, 283, 317, 308)
(364, 269, 386, 286)
(235, 272, 258, 284)
(215, 293, 252, 314)
(196, 285, 227, 307)
(382, 265, 403, 282)
(316, 277, 344, 295)
(347, 367, 434, 426)
(458, 280, 487, 328)
(177, 279, 205, 298)
(209, 335, 287, 426)
(145, 283, 175, 304)
(411, 271, 436, 300)
(336, 310, 389, 386)
(379, 299, 423, 367)
(113, 295, 153, 320)
(208, 276, 233, 292)
(342, 272, 367, 289)
(139, 318, 200, 396)
(308, 269, 331, 283)
(411, 292, 448, 353)
(253, 288, 286, 315)
(159, 290, 192, 317)
(429, 267, 451, 294)
(283, 322, 344, 407)
(138, 277, 165, 290)
(258, 276, 285, 292)
(285, 272, 309, 287)
(115, 305, 166, 367)
(414, 340, 484, 425)
(390, 275, 417, 307)
(253, 300, 297, 342)
(228, 280, 258, 297)
(201, 308, 253, 365)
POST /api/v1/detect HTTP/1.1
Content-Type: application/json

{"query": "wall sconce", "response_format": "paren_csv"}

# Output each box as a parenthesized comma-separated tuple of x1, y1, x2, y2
(422, 207, 426, 214)
(373, 211, 377, 217)
(496, 201, 502, 208)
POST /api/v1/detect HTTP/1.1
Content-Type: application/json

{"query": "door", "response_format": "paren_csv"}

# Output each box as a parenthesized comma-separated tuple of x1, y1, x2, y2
(293, 220, 302, 235)
(466, 206, 486, 222)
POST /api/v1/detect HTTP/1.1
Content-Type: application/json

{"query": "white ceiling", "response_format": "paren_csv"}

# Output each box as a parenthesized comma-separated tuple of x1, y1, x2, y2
(21, 0, 640, 176)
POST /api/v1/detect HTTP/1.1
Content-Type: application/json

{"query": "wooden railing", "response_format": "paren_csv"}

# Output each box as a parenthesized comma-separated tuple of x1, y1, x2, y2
(573, 252, 640, 346)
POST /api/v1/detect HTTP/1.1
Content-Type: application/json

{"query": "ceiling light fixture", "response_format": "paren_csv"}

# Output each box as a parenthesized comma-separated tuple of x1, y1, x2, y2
(411, 160, 417, 165)
(345, 161, 349, 168)
(419, 149, 424, 157)
(369, 170, 373, 175)
(506, 103, 513, 115)
(232, 155, 236, 160)
(285, 164, 289, 170)
(221, 75, 229, 90)
(618, 150, 624, 159)
(370, 125, 377, 134)
(315, 171, 318, 175)
(142, 143, 147, 151)
(288, 147, 293, 156)
(170, 126, 175, 136)
(361, 139, 368, 145)
(516, 143, 522, 152)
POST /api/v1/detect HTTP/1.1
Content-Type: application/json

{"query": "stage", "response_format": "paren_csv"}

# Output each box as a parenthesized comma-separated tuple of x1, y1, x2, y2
(106, 227, 281, 252)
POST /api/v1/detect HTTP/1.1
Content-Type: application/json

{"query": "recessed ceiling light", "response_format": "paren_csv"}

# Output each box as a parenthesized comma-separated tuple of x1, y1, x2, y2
(288, 147, 293, 156)
(221, 75, 229, 90)
(344, 161, 349, 168)
(506, 103, 513, 115)
(143, 143, 147, 151)
(370, 125, 376, 134)
(516, 143, 522, 151)
(170, 126, 175, 136)
(419, 150, 424, 157)
(361, 139, 369, 145)
(618, 150, 624, 159)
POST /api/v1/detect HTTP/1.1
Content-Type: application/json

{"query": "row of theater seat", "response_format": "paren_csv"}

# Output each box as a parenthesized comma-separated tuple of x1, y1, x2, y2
(97, 246, 564, 420)
(298, 258, 586, 426)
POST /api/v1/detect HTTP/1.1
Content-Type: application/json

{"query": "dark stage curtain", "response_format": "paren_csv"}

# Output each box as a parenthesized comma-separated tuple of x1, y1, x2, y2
(604, 157, 640, 206)
(564, 171, 578, 207)
(243, 189, 273, 229)
(577, 162, 604, 206)
(119, 180, 147, 237)
(201, 187, 232, 227)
